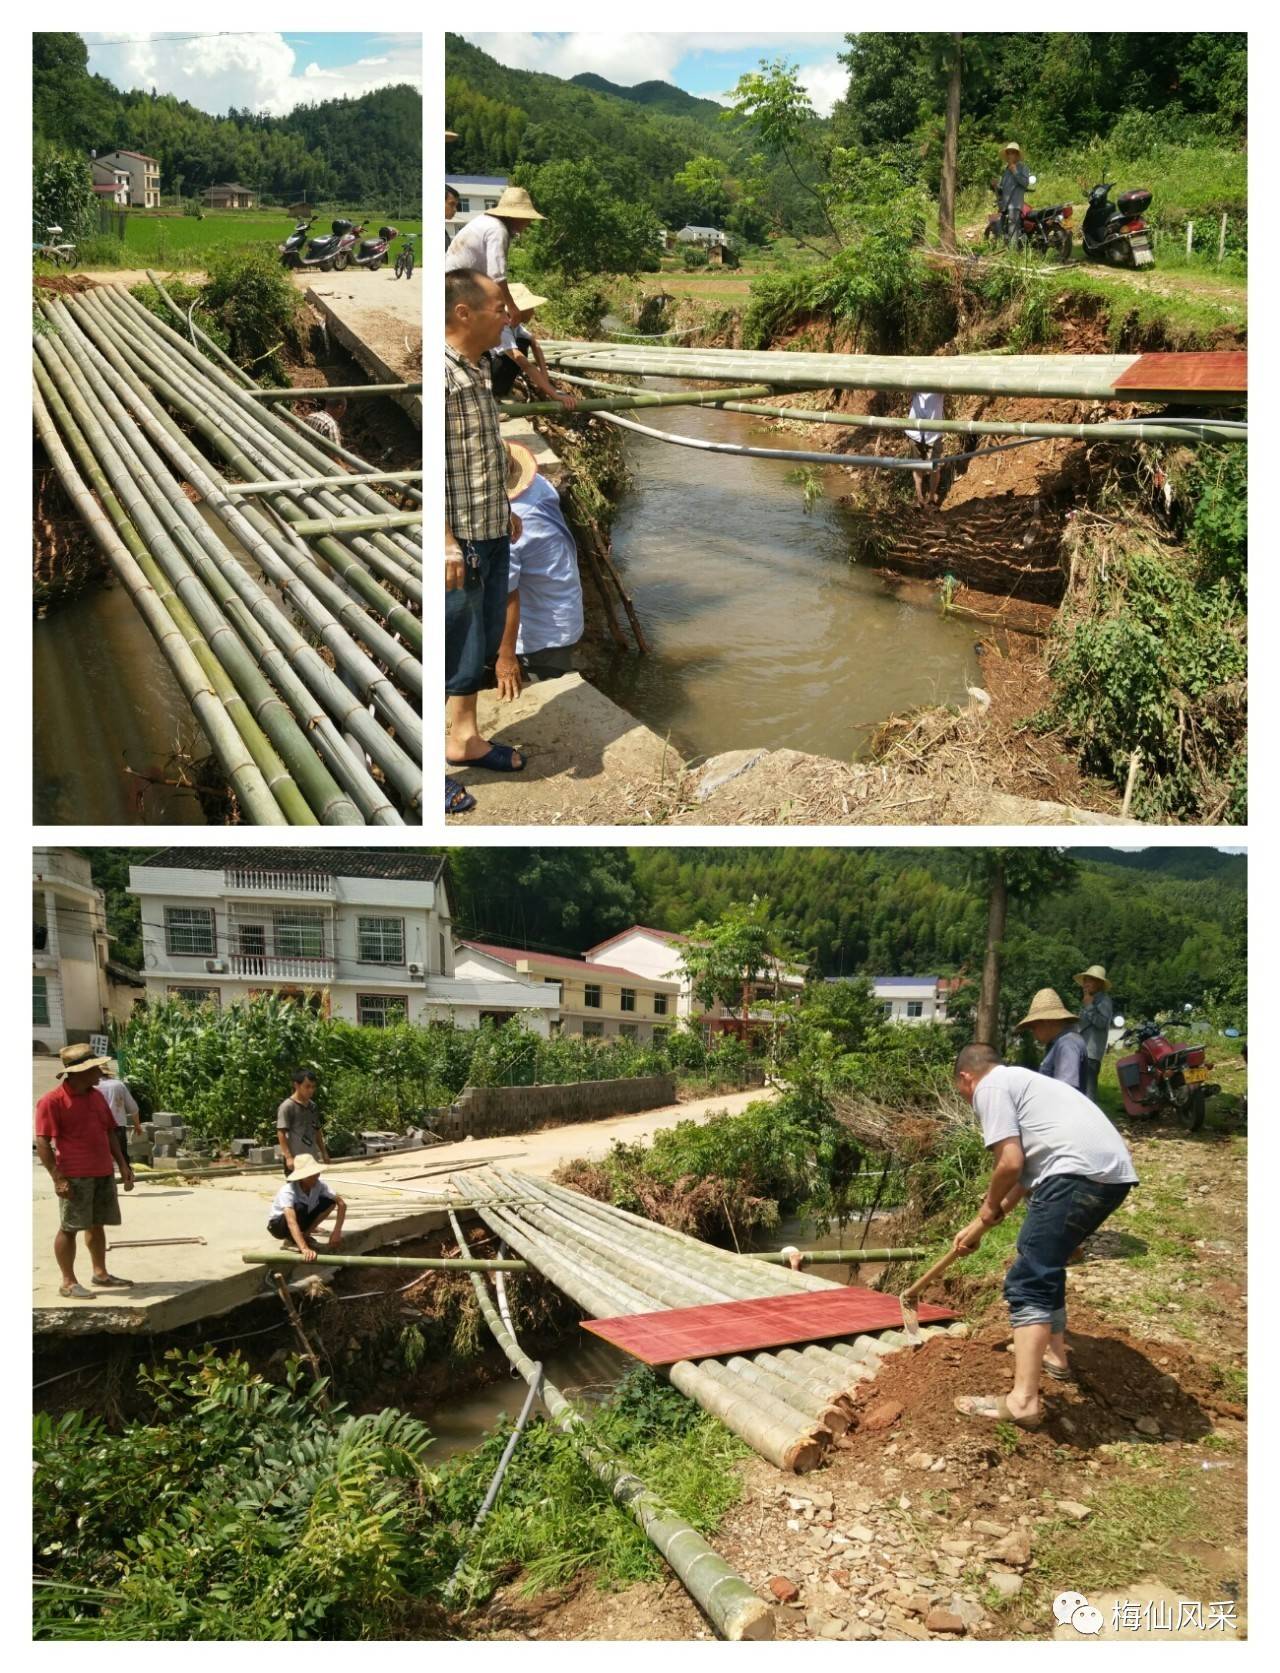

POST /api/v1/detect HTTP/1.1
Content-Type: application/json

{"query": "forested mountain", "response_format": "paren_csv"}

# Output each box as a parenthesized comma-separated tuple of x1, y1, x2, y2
(32, 33, 421, 204)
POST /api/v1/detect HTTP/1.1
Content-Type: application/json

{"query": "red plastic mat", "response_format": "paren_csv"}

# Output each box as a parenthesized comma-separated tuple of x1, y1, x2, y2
(582, 1287, 955, 1366)
(1113, 351, 1247, 395)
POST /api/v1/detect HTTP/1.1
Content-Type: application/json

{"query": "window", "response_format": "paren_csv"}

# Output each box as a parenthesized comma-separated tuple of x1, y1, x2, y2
(358, 993, 408, 1027)
(584, 984, 602, 1009)
(620, 988, 636, 1013)
(906, 1001, 924, 1019)
(653, 1026, 669, 1046)
(167, 986, 221, 1008)
(879, 1002, 893, 1019)
(34, 976, 50, 1027)
(165, 906, 215, 957)
(237, 924, 266, 957)
(358, 916, 405, 965)
(620, 1023, 638, 1039)
(273, 908, 325, 960)
(582, 1020, 603, 1038)
(653, 994, 668, 1016)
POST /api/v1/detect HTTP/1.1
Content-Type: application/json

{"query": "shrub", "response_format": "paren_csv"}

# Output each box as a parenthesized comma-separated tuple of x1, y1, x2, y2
(32, 149, 96, 244)
(200, 246, 304, 380)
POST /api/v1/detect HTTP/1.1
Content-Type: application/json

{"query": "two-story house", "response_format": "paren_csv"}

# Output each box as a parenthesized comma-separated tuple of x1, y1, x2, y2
(90, 160, 130, 204)
(128, 850, 557, 1032)
(456, 942, 679, 1043)
(871, 975, 952, 1024)
(95, 149, 161, 208)
(33, 847, 139, 1051)
(584, 925, 807, 1036)
(445, 174, 508, 244)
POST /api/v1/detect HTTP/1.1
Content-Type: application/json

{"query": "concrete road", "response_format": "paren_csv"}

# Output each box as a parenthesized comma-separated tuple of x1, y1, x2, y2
(33, 1085, 772, 1334)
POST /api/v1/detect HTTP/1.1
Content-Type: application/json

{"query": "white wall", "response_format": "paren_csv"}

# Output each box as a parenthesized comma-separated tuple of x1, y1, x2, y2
(585, 932, 691, 1015)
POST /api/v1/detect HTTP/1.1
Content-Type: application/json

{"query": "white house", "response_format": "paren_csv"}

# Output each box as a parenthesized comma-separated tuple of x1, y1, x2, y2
(128, 848, 555, 1033)
(95, 149, 161, 208)
(676, 224, 729, 248)
(871, 976, 952, 1025)
(458, 942, 678, 1042)
(445, 174, 509, 244)
(583, 925, 806, 1032)
(90, 160, 130, 205)
(33, 847, 115, 1052)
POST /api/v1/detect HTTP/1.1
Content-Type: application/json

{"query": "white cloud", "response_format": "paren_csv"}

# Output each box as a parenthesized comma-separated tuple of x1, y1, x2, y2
(461, 32, 846, 89)
(82, 31, 422, 117)
(796, 58, 846, 118)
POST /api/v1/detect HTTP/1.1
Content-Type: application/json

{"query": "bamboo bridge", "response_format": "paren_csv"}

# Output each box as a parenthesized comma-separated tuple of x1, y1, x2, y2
(32, 282, 422, 825)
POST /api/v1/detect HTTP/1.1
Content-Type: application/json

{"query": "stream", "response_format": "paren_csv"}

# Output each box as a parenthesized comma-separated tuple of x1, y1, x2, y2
(588, 378, 982, 764)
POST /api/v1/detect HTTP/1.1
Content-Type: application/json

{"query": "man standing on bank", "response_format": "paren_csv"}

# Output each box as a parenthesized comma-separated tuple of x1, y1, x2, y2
(276, 1067, 329, 1176)
(35, 1043, 135, 1299)
(1075, 965, 1116, 1106)
(997, 142, 1032, 244)
(949, 1043, 1138, 1429)
(1018, 987, 1089, 1091)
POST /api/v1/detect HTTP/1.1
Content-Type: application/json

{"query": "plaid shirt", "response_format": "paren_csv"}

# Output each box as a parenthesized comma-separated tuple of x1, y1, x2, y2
(445, 340, 509, 545)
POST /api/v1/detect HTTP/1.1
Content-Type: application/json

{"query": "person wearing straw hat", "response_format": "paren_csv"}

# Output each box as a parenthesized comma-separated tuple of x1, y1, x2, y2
(504, 441, 585, 670)
(34, 1043, 135, 1299)
(997, 142, 1032, 244)
(1018, 988, 1089, 1091)
(97, 1063, 143, 1139)
(1075, 965, 1115, 1105)
(267, 1154, 346, 1262)
(489, 281, 578, 411)
(950, 1042, 1138, 1428)
(445, 184, 546, 329)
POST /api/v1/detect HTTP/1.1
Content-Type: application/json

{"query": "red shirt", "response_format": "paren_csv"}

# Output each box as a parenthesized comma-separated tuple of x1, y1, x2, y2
(35, 1084, 117, 1178)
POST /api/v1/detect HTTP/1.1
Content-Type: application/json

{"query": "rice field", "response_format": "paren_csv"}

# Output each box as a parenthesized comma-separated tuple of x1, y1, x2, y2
(79, 209, 424, 268)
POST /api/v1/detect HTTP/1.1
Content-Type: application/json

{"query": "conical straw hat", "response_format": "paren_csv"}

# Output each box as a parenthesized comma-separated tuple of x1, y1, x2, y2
(493, 186, 545, 221)
(1074, 964, 1111, 990)
(1016, 988, 1078, 1029)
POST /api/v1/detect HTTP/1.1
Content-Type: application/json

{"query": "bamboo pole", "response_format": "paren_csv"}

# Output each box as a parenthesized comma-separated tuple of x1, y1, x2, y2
(227, 469, 424, 495)
(499, 383, 780, 417)
(244, 1251, 528, 1272)
(447, 1210, 773, 1640)
(288, 510, 425, 537)
(32, 380, 289, 826)
(242, 381, 423, 400)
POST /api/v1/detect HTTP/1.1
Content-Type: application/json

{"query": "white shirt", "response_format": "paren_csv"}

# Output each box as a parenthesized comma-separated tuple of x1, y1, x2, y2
(906, 391, 944, 446)
(506, 472, 584, 655)
(973, 1065, 1138, 1194)
(97, 1077, 139, 1128)
(444, 214, 510, 282)
(271, 1179, 335, 1217)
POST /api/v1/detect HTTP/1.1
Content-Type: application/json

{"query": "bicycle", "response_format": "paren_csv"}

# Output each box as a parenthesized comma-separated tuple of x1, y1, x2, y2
(393, 233, 416, 280)
(33, 225, 78, 268)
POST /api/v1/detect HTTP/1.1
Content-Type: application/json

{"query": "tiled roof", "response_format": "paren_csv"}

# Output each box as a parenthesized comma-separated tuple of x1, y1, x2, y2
(142, 849, 446, 883)
(461, 941, 679, 987)
(584, 924, 690, 954)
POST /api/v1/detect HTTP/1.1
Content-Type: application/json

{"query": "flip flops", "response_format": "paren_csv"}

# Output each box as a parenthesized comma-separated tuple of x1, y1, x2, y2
(953, 1393, 1044, 1430)
(447, 741, 525, 772)
(446, 777, 476, 815)
(1004, 1343, 1077, 1382)
(91, 1273, 133, 1288)
(58, 1283, 93, 1299)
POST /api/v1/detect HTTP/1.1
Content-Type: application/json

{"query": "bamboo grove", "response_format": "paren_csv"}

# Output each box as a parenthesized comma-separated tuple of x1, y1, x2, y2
(33, 282, 422, 825)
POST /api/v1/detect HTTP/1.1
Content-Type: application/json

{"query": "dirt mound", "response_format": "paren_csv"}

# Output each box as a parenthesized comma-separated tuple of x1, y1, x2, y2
(34, 273, 98, 296)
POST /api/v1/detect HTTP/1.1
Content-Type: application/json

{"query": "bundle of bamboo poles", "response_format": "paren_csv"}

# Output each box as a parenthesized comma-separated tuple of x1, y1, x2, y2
(32, 283, 422, 825)
(462, 1168, 954, 1473)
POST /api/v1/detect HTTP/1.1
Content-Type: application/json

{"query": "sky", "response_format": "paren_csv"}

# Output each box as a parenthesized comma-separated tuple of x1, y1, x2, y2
(81, 31, 422, 117)
(461, 32, 849, 116)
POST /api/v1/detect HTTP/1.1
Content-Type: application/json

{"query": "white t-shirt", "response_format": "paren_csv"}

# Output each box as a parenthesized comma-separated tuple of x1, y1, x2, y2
(973, 1065, 1138, 1194)
(97, 1077, 139, 1128)
(444, 214, 510, 282)
(906, 391, 944, 446)
(271, 1179, 336, 1217)
(506, 472, 584, 655)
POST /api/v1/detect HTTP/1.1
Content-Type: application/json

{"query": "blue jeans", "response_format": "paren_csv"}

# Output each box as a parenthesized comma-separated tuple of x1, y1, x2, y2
(1004, 1174, 1133, 1329)
(445, 536, 510, 697)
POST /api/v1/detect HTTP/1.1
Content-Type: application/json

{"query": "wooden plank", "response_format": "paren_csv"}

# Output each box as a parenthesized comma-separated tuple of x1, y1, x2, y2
(582, 1287, 955, 1366)
(1113, 351, 1247, 395)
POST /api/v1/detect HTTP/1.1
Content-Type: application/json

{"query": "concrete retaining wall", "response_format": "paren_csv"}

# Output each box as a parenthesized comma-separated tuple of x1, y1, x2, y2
(439, 1073, 678, 1139)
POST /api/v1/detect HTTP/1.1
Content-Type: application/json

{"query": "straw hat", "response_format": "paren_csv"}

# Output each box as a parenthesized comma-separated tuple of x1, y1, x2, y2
(507, 281, 549, 312)
(1002, 141, 1022, 154)
(1016, 988, 1078, 1030)
(493, 186, 545, 222)
(287, 1152, 324, 1182)
(56, 1042, 111, 1079)
(1074, 964, 1111, 991)
(505, 442, 539, 501)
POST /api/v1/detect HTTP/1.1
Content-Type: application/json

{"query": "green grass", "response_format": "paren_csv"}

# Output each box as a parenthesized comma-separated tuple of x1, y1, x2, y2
(71, 209, 424, 269)
(1025, 1472, 1214, 1601)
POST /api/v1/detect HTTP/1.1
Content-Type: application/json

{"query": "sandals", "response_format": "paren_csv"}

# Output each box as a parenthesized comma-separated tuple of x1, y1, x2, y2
(445, 776, 476, 815)
(447, 741, 525, 773)
(1004, 1343, 1077, 1382)
(58, 1283, 93, 1299)
(91, 1273, 133, 1288)
(954, 1393, 1044, 1430)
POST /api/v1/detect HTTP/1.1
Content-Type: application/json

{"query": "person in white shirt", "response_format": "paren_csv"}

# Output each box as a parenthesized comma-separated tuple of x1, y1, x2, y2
(906, 391, 946, 506)
(949, 1043, 1138, 1429)
(97, 1074, 142, 1139)
(444, 185, 545, 328)
(267, 1153, 345, 1262)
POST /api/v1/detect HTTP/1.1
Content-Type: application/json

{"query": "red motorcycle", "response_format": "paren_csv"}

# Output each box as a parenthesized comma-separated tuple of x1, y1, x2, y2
(351, 224, 399, 271)
(984, 180, 1074, 260)
(1115, 1020, 1218, 1132)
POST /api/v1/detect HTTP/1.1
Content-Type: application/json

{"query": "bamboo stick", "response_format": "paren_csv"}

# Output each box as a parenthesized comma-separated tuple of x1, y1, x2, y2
(288, 510, 425, 537)
(499, 384, 779, 417)
(243, 1251, 528, 1272)
(447, 1210, 773, 1640)
(242, 381, 423, 400)
(227, 469, 424, 495)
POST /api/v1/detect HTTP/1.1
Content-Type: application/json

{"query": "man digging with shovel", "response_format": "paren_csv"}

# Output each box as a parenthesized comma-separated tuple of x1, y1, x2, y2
(946, 1043, 1138, 1429)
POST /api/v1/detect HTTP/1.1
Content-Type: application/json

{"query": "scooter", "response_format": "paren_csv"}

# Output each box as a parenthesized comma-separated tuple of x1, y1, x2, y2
(1114, 1019, 1218, 1131)
(1081, 182, 1155, 268)
(279, 214, 317, 266)
(282, 217, 360, 272)
(350, 224, 398, 271)
(984, 182, 1073, 259)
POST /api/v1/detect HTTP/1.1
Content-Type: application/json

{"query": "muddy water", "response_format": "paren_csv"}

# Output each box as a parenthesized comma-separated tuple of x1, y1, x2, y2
(591, 379, 981, 762)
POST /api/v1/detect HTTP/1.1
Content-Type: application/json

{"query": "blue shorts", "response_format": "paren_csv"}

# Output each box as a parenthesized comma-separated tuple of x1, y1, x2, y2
(446, 536, 510, 697)
(1004, 1173, 1133, 1330)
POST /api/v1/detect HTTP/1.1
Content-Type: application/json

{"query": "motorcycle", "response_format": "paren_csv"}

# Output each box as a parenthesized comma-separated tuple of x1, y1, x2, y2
(393, 232, 416, 280)
(282, 217, 360, 272)
(984, 180, 1074, 260)
(1081, 181, 1154, 268)
(1114, 1019, 1219, 1131)
(278, 214, 317, 266)
(350, 224, 398, 271)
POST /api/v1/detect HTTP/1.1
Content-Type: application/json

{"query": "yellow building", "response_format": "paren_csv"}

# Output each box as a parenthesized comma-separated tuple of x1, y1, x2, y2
(457, 942, 680, 1043)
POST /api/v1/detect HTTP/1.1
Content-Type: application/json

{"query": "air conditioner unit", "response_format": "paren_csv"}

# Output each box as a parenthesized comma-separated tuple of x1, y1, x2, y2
(408, 963, 423, 977)
(204, 959, 228, 974)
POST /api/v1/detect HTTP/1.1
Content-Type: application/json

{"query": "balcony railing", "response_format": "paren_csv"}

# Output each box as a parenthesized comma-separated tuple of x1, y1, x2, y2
(224, 867, 334, 896)
(229, 953, 333, 982)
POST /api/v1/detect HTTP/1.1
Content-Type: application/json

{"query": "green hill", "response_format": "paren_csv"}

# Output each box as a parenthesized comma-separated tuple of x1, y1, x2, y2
(567, 72, 725, 121)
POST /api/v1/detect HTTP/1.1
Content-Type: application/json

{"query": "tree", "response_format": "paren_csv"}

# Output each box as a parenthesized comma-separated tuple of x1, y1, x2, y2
(681, 899, 784, 1034)
(512, 157, 663, 278)
(32, 149, 96, 243)
(724, 60, 844, 252)
(672, 154, 732, 226)
(967, 851, 1078, 1046)
(938, 35, 963, 252)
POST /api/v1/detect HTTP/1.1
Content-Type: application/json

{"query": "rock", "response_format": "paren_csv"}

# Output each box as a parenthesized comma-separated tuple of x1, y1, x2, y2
(926, 1607, 967, 1634)
(972, 1520, 1010, 1538)
(843, 1620, 878, 1640)
(950, 1595, 986, 1627)
(906, 1451, 935, 1470)
(987, 1571, 1024, 1600)
(1056, 1500, 1092, 1521)
(990, 1530, 1032, 1567)
(769, 1576, 800, 1604)
(940, 1538, 975, 1558)
(805, 1609, 845, 1639)
(860, 1399, 904, 1433)
(893, 1617, 930, 1641)
(846, 1524, 876, 1544)
(151, 1111, 182, 1129)
(1135, 1415, 1161, 1437)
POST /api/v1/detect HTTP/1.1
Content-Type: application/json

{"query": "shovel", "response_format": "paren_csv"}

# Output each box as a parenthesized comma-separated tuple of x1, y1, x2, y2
(899, 1245, 964, 1345)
